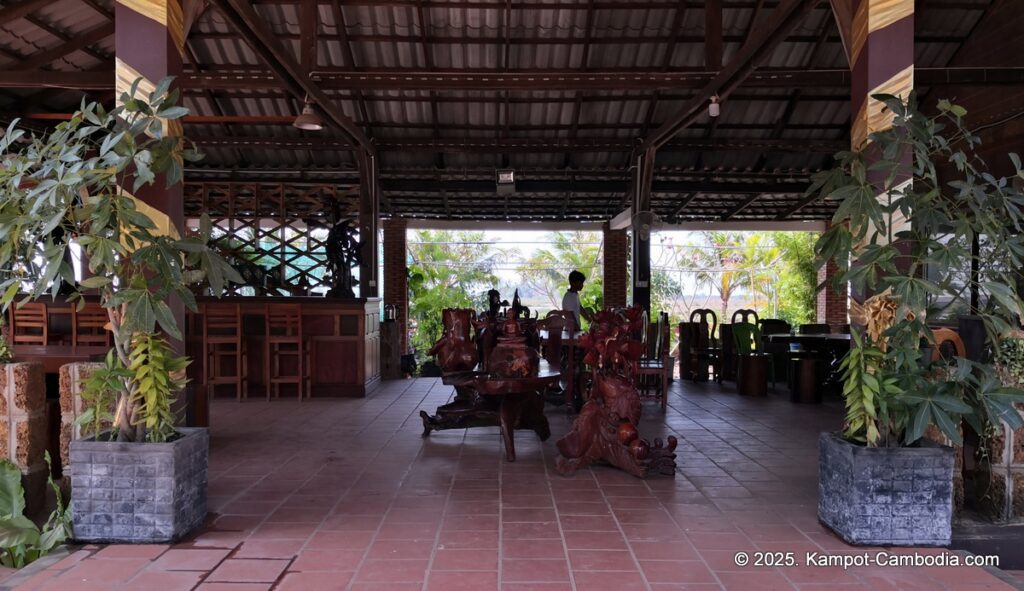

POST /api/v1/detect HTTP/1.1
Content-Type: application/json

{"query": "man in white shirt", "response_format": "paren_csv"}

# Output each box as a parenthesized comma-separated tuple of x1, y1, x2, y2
(561, 270, 592, 329)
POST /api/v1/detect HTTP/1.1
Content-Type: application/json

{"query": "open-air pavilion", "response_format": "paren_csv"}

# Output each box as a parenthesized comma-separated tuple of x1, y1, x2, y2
(1, 0, 1024, 590)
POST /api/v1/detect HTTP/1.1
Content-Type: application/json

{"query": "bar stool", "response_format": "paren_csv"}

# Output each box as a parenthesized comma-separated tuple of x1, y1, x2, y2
(72, 303, 111, 351)
(10, 303, 48, 346)
(265, 304, 307, 401)
(202, 303, 248, 401)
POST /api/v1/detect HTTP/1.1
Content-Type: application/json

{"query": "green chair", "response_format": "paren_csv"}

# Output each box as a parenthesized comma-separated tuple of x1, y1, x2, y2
(732, 322, 774, 393)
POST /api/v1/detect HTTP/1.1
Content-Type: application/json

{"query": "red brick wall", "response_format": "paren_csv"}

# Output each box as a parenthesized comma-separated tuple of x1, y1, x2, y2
(382, 218, 408, 353)
(603, 222, 628, 309)
(817, 253, 848, 330)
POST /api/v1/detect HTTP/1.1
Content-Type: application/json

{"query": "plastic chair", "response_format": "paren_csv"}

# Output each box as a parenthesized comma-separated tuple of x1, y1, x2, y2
(732, 322, 774, 393)
(731, 309, 759, 326)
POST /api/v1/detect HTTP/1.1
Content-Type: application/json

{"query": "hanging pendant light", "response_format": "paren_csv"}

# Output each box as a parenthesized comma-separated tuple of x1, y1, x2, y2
(293, 97, 324, 131)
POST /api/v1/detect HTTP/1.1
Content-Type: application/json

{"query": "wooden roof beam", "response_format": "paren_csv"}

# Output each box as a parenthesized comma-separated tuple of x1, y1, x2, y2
(212, 0, 373, 152)
(6, 66, 1024, 91)
(0, 0, 53, 27)
(15, 22, 114, 70)
(643, 0, 821, 150)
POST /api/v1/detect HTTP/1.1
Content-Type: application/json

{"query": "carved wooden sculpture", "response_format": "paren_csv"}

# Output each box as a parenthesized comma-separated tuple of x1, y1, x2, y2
(421, 305, 553, 460)
(556, 308, 678, 478)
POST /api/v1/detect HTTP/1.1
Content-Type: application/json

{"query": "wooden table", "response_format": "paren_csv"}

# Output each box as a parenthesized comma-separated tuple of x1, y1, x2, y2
(421, 361, 558, 461)
(12, 345, 108, 374)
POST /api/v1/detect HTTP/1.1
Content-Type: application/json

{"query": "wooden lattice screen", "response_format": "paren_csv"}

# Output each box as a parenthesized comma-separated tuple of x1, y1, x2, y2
(183, 182, 358, 296)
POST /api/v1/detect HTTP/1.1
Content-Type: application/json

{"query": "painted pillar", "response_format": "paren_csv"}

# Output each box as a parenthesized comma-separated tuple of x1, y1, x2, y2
(631, 147, 656, 311)
(358, 150, 381, 299)
(114, 0, 186, 338)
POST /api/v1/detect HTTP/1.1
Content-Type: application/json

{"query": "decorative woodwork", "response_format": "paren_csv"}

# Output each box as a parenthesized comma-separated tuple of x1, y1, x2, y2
(556, 308, 677, 478)
(183, 182, 358, 296)
(420, 302, 552, 461)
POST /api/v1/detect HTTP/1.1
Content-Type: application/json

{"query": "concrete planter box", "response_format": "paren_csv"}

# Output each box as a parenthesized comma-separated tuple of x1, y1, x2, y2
(69, 427, 208, 543)
(818, 432, 954, 546)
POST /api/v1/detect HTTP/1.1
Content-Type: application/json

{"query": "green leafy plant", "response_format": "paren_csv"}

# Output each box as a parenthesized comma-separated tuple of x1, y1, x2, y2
(0, 333, 11, 364)
(128, 333, 188, 443)
(0, 453, 72, 568)
(0, 78, 241, 442)
(814, 93, 1024, 448)
(76, 350, 128, 439)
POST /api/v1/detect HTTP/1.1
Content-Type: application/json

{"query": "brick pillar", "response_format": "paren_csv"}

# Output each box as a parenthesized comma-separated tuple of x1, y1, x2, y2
(603, 222, 628, 309)
(1, 362, 47, 515)
(382, 218, 408, 353)
(816, 253, 848, 330)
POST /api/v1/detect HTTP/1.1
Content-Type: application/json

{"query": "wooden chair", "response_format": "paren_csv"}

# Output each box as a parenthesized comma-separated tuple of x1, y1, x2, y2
(10, 303, 48, 346)
(689, 309, 721, 383)
(265, 304, 307, 401)
(798, 323, 832, 335)
(637, 311, 672, 411)
(732, 322, 774, 395)
(202, 303, 248, 401)
(758, 318, 791, 336)
(72, 303, 111, 351)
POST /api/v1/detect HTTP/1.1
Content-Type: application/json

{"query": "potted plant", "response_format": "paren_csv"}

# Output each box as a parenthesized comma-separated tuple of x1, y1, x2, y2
(0, 78, 240, 543)
(813, 94, 1024, 545)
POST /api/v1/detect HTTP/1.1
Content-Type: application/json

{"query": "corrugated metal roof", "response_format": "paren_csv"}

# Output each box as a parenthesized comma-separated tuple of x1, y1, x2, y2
(0, 0, 999, 220)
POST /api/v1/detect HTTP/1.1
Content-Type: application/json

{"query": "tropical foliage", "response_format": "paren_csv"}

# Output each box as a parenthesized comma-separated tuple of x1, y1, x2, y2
(408, 230, 502, 357)
(814, 94, 1024, 448)
(0, 453, 71, 568)
(0, 78, 240, 442)
(516, 231, 603, 319)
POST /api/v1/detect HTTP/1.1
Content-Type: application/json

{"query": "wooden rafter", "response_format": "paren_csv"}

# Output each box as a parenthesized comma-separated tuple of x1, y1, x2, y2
(5, 66, 1024, 91)
(329, 0, 373, 140)
(15, 22, 114, 71)
(212, 0, 373, 152)
(0, 0, 52, 27)
(643, 0, 821, 150)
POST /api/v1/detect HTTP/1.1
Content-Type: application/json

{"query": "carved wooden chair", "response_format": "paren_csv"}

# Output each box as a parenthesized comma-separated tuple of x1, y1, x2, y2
(10, 303, 48, 346)
(203, 303, 248, 401)
(689, 309, 721, 383)
(265, 304, 308, 400)
(637, 311, 672, 411)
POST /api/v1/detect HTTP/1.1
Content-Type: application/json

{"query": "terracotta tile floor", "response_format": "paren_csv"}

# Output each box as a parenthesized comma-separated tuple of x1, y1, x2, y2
(10, 379, 1022, 590)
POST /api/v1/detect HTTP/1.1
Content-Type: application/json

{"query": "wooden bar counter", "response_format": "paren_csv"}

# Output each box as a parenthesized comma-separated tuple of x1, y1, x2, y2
(189, 296, 381, 398)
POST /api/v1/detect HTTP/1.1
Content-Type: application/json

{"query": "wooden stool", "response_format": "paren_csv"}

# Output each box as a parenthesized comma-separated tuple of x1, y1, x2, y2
(202, 303, 248, 401)
(10, 303, 48, 346)
(265, 304, 307, 401)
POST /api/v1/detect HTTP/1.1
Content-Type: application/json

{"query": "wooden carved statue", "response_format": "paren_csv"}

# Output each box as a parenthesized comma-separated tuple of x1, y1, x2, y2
(326, 216, 362, 298)
(427, 308, 478, 373)
(556, 308, 677, 478)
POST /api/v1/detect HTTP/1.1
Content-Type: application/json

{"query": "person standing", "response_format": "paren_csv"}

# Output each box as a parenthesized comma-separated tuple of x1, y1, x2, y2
(561, 270, 592, 329)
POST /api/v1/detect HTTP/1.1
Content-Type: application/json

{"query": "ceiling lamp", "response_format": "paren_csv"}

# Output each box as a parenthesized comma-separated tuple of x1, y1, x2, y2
(708, 94, 721, 118)
(293, 97, 324, 131)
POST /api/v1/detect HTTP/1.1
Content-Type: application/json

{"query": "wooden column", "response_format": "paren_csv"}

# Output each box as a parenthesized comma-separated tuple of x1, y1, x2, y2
(115, 0, 186, 339)
(357, 150, 380, 298)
